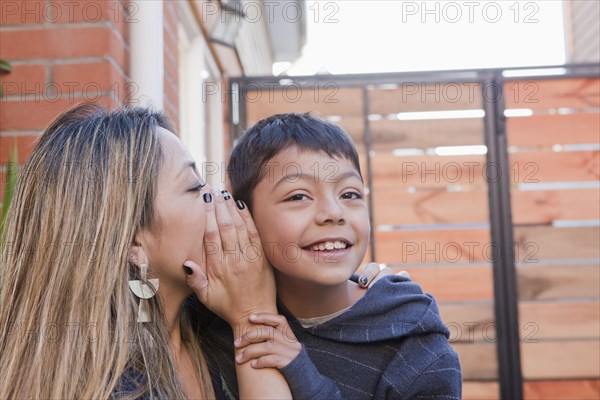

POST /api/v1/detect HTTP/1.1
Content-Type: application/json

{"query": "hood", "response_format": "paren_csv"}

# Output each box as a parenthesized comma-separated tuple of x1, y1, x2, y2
(280, 275, 450, 343)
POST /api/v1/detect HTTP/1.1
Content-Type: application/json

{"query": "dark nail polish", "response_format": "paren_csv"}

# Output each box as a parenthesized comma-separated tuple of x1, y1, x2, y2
(203, 192, 212, 203)
(221, 190, 228, 194)
(236, 200, 246, 210)
(359, 276, 368, 286)
(223, 193, 231, 200)
(184, 266, 193, 276)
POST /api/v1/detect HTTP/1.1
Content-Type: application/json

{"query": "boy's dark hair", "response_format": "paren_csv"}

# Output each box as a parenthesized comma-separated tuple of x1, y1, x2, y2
(228, 112, 362, 210)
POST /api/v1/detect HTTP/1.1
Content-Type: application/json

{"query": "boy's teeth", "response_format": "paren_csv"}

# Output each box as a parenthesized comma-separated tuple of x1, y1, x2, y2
(311, 240, 347, 251)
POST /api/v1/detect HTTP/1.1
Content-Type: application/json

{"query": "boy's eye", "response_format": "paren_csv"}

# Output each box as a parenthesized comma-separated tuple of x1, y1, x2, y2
(286, 193, 309, 201)
(341, 191, 362, 200)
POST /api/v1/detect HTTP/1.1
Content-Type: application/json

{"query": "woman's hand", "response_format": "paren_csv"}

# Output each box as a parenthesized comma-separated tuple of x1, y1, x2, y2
(234, 313, 302, 370)
(184, 191, 292, 399)
(184, 191, 277, 327)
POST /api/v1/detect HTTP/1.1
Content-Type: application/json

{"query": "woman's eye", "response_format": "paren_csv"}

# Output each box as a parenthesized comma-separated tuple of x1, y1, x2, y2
(286, 194, 308, 201)
(341, 191, 362, 200)
(189, 182, 206, 192)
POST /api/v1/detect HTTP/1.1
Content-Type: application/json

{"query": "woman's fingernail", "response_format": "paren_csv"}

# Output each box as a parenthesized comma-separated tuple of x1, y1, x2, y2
(235, 353, 243, 362)
(359, 276, 368, 286)
(203, 192, 212, 203)
(183, 265, 193, 276)
(223, 192, 231, 201)
(234, 339, 241, 347)
(236, 200, 246, 210)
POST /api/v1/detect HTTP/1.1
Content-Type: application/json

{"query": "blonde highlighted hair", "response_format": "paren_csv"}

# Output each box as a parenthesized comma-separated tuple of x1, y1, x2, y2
(0, 104, 215, 398)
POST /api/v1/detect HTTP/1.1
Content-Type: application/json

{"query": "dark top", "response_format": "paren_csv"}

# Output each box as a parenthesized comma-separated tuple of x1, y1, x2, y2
(198, 275, 462, 399)
(113, 363, 228, 399)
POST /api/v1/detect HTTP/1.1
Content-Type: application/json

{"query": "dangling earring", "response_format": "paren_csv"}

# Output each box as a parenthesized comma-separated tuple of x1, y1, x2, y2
(128, 263, 159, 323)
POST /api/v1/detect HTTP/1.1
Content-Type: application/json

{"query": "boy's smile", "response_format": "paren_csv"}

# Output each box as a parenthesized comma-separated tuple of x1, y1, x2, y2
(251, 146, 370, 294)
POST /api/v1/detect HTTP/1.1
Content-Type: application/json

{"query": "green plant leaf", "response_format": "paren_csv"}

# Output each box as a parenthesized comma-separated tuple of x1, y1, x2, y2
(1, 141, 18, 234)
(0, 59, 12, 73)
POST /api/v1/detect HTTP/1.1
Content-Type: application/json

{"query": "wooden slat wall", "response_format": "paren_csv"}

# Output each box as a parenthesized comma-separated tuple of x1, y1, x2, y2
(505, 77, 600, 398)
(240, 75, 600, 398)
(368, 83, 500, 395)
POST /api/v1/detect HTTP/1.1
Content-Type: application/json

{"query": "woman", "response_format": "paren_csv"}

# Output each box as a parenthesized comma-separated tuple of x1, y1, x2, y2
(0, 104, 291, 398)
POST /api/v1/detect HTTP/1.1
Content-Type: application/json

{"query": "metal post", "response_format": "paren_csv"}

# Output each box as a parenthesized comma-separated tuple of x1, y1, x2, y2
(482, 73, 523, 399)
(363, 86, 376, 262)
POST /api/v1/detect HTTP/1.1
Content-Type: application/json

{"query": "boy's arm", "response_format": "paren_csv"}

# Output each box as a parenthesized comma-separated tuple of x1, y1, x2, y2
(235, 313, 346, 400)
(279, 346, 345, 400)
(376, 349, 462, 400)
(401, 351, 462, 400)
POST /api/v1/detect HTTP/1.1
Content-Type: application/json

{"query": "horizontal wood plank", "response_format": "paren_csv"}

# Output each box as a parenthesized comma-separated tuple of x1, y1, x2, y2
(524, 379, 600, 400)
(462, 379, 600, 399)
(375, 227, 599, 265)
(456, 340, 600, 380)
(344, 117, 486, 150)
(463, 381, 499, 400)
(372, 187, 599, 227)
(371, 118, 484, 149)
(377, 226, 598, 265)
(511, 188, 600, 225)
(391, 264, 599, 302)
(439, 301, 598, 343)
(521, 340, 600, 379)
(369, 83, 483, 114)
(513, 226, 600, 260)
(370, 153, 488, 189)
(393, 265, 494, 302)
(375, 229, 491, 264)
(370, 151, 598, 191)
(517, 264, 600, 300)
(519, 301, 600, 340)
(245, 87, 364, 122)
(452, 342, 497, 380)
(508, 151, 599, 183)
(373, 189, 489, 226)
(507, 113, 600, 147)
(504, 78, 600, 110)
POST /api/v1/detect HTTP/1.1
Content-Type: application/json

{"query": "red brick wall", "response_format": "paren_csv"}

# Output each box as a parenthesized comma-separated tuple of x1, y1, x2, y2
(0, 0, 132, 203)
(0, 0, 185, 204)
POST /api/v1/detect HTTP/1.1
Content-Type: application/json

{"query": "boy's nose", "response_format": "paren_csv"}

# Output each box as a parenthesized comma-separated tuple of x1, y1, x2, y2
(315, 199, 345, 225)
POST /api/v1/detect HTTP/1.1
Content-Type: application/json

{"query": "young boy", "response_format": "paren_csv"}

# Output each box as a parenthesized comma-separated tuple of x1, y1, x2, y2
(211, 113, 461, 398)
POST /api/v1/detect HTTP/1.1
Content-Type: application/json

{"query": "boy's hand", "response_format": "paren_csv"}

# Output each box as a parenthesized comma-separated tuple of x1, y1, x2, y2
(354, 263, 411, 288)
(234, 313, 302, 370)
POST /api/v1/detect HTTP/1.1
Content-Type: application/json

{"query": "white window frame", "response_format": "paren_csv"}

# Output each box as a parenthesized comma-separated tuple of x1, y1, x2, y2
(178, 1, 225, 187)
